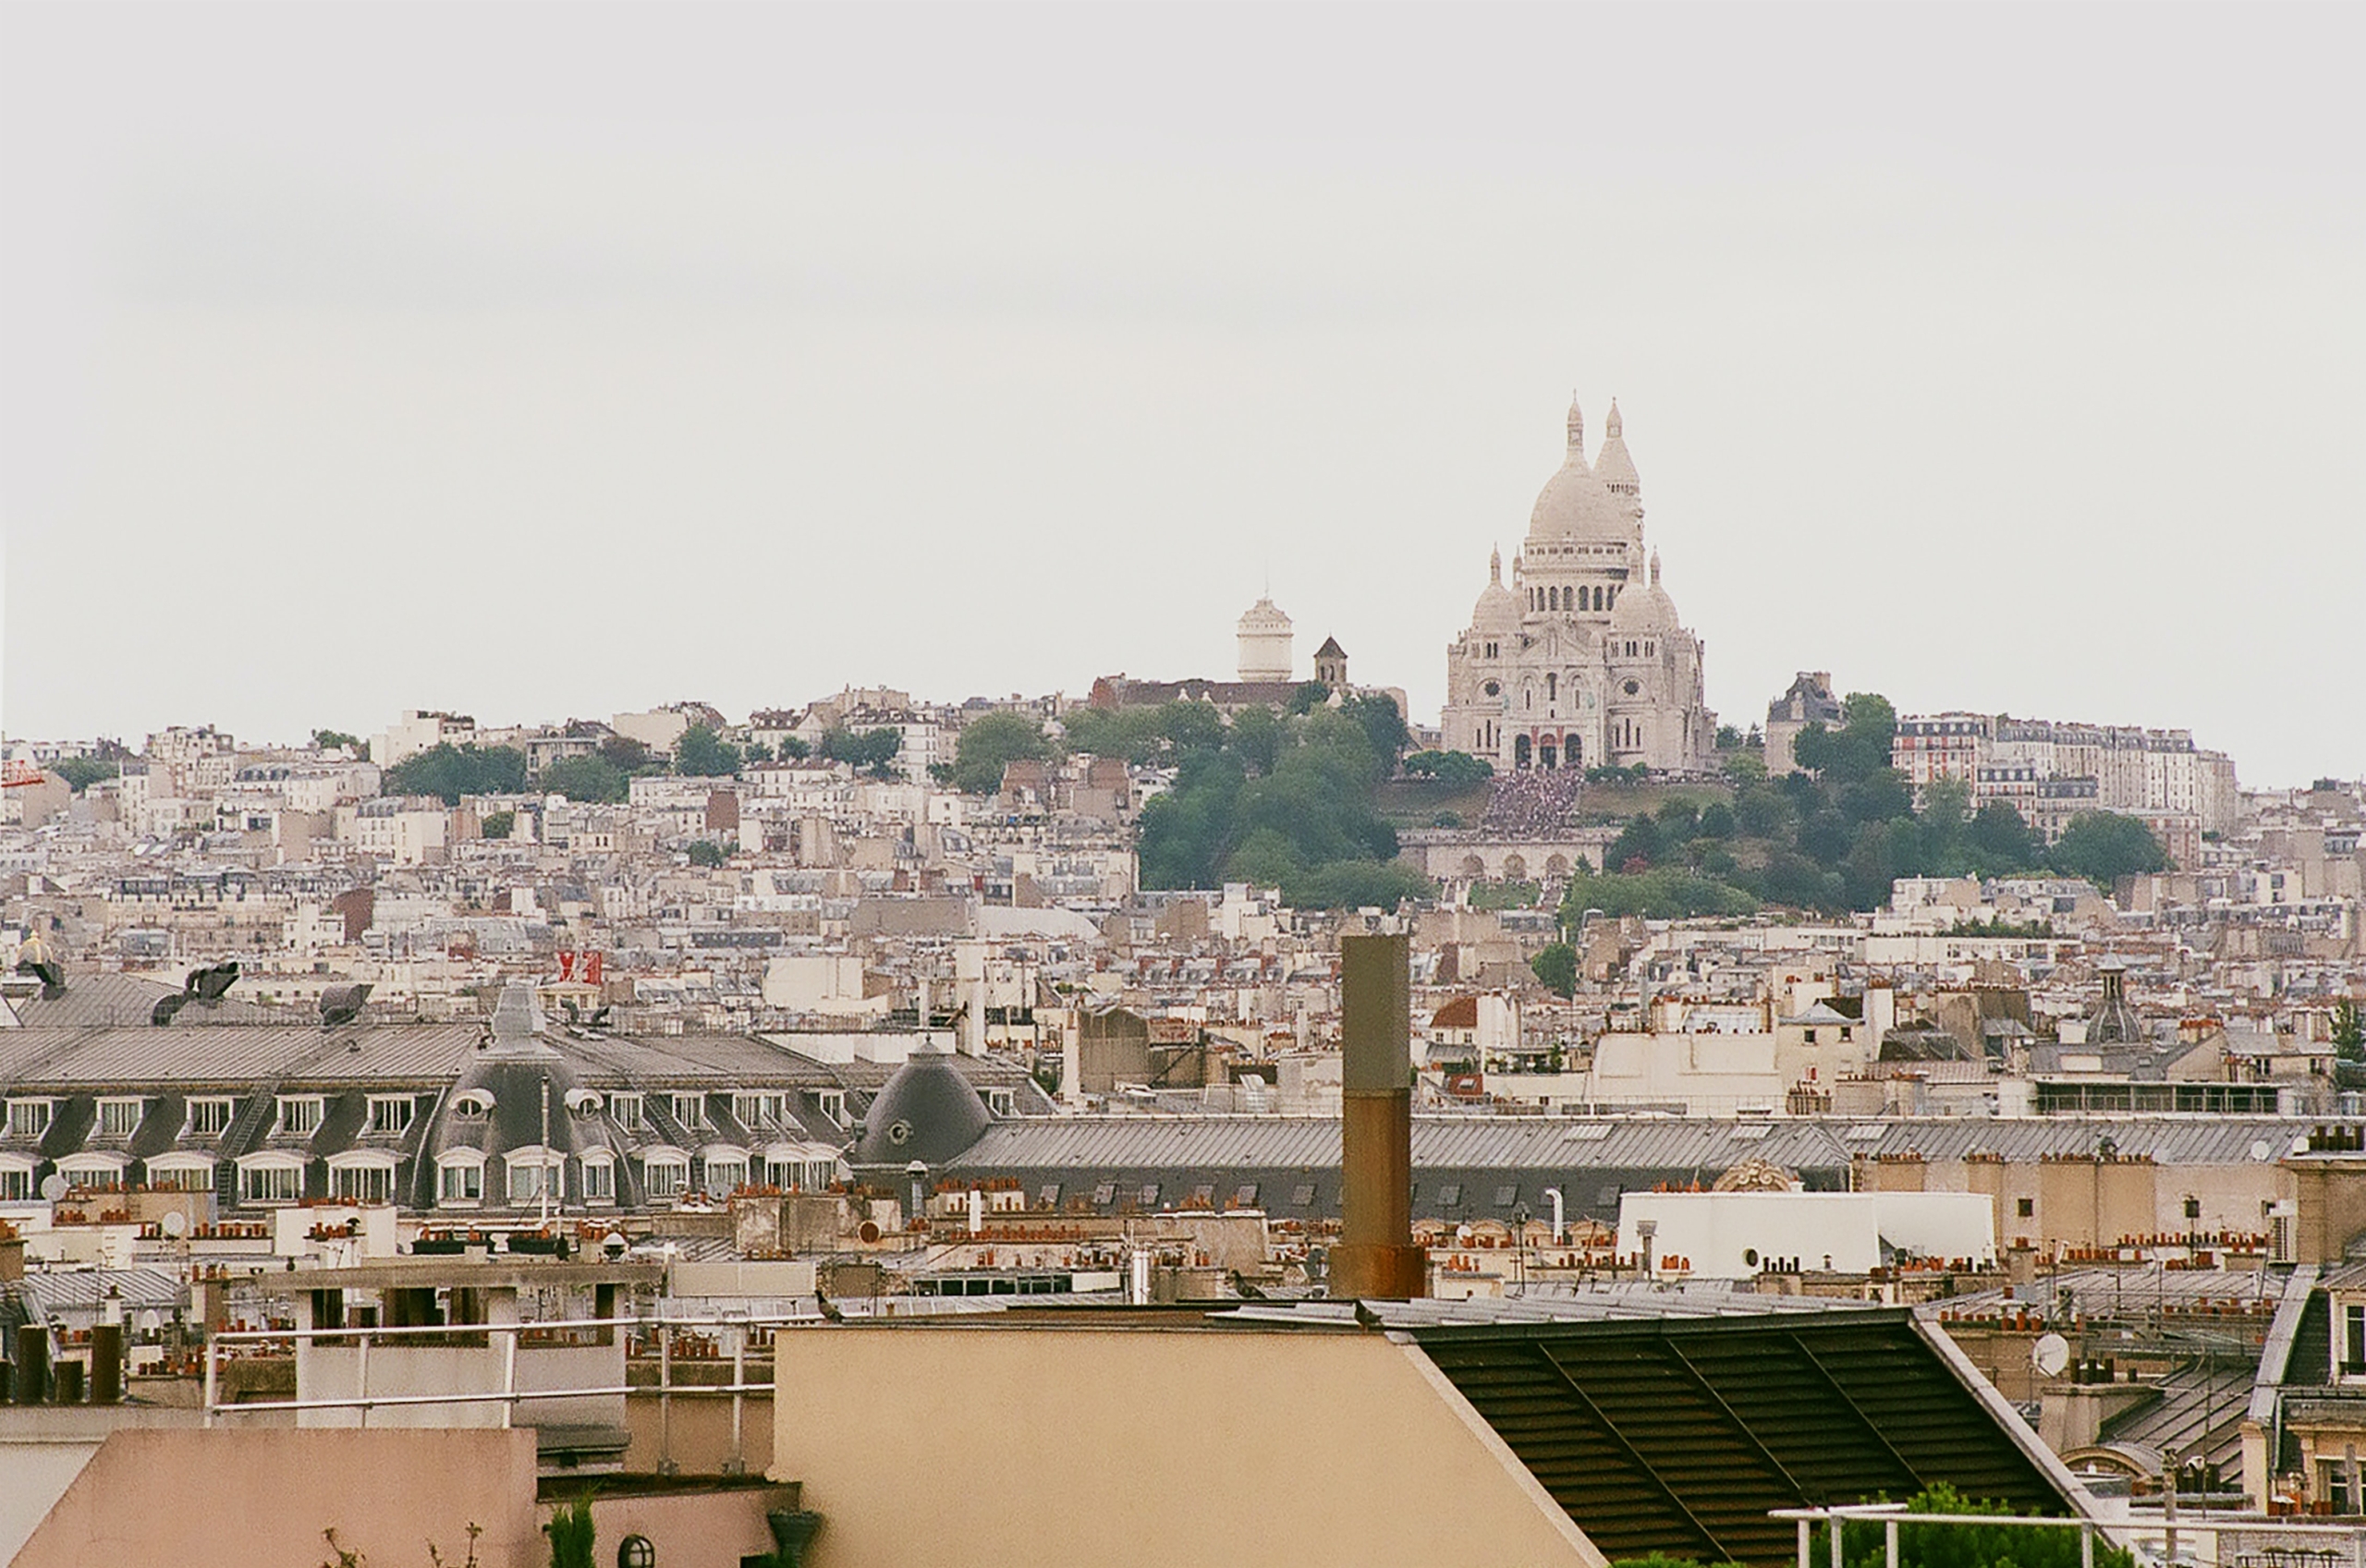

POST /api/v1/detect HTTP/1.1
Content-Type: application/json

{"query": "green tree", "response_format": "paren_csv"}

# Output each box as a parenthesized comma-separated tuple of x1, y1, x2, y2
(1403, 749, 1494, 789)
(2334, 999, 2365, 1064)
(1814, 1484, 2133, 1568)
(687, 840, 728, 868)
(1286, 681, 1333, 716)
(820, 727, 903, 779)
(53, 757, 121, 793)
(311, 729, 364, 755)
(384, 744, 528, 806)
(1340, 693, 1410, 772)
(598, 734, 653, 773)
(674, 725, 743, 778)
(1605, 814, 1665, 872)
(542, 754, 628, 803)
(773, 735, 810, 761)
(1226, 704, 1282, 774)
(1968, 799, 2038, 871)
(950, 713, 1054, 795)
(1155, 700, 1226, 758)
(743, 740, 774, 764)
(2048, 811, 2168, 885)
(479, 810, 516, 841)
(1695, 802, 1735, 839)
(1531, 942, 1578, 998)
(1557, 868, 1757, 921)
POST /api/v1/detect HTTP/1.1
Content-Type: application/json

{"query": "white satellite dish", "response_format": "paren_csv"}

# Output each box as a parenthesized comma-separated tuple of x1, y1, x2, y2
(2031, 1332, 2071, 1378)
(39, 1173, 67, 1201)
(161, 1211, 189, 1237)
(2251, 1139, 2273, 1162)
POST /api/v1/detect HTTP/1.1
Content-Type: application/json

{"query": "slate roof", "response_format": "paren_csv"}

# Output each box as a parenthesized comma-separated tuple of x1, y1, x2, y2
(1410, 1310, 2079, 1566)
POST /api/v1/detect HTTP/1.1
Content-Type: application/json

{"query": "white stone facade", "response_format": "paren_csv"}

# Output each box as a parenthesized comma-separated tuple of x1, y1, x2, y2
(1440, 396, 1716, 774)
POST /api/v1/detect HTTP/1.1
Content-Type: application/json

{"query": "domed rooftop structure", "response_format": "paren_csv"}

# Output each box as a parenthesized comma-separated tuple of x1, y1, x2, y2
(1471, 547, 1520, 633)
(1527, 393, 1640, 544)
(1609, 551, 1679, 635)
(854, 1047, 992, 1166)
(414, 979, 598, 1209)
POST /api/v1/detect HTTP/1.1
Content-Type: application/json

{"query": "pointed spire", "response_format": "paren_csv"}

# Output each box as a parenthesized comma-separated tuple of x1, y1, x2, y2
(1650, 549, 1662, 588)
(1565, 391, 1586, 464)
(1489, 545, 1503, 584)
(1596, 397, 1640, 498)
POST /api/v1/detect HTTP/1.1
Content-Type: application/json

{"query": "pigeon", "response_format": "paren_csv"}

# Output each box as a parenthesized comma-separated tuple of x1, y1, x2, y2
(14, 956, 65, 999)
(1351, 1301, 1387, 1331)
(1227, 1270, 1266, 1300)
(589, 1006, 612, 1028)
(151, 993, 190, 1027)
(185, 961, 240, 1002)
(814, 1287, 845, 1324)
(319, 982, 373, 1029)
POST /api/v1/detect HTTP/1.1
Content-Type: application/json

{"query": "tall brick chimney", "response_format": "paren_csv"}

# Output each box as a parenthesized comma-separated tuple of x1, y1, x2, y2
(1331, 932, 1426, 1299)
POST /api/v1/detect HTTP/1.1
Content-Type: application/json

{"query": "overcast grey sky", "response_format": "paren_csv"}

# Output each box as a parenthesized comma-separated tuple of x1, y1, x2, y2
(4, 3, 2360, 784)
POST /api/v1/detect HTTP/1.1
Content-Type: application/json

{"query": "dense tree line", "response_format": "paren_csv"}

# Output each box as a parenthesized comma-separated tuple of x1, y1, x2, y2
(1099, 699, 1431, 910)
(1559, 691, 2169, 922)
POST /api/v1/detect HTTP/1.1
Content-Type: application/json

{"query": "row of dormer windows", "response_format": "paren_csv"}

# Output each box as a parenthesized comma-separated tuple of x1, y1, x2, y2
(6, 1086, 853, 1143)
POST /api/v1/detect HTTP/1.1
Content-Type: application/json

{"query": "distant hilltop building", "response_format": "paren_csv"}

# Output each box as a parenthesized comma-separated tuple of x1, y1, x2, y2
(1441, 395, 1716, 773)
(1093, 593, 1407, 718)
(1236, 595, 1294, 682)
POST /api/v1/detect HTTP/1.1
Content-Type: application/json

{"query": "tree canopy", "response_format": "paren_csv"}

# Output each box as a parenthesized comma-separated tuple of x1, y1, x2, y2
(674, 724, 743, 778)
(52, 757, 121, 793)
(541, 754, 628, 803)
(1554, 691, 2174, 918)
(1136, 703, 1432, 909)
(383, 744, 527, 806)
(820, 727, 903, 779)
(950, 712, 1053, 795)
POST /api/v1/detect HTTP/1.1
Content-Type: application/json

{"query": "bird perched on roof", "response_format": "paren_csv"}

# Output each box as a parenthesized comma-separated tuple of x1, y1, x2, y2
(814, 1286, 845, 1324)
(1228, 1270, 1266, 1300)
(319, 982, 372, 1029)
(14, 950, 66, 998)
(185, 961, 239, 1003)
(1351, 1301, 1387, 1331)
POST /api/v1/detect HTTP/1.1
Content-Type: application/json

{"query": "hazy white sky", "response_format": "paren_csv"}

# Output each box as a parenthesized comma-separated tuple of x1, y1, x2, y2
(5, 4, 2360, 784)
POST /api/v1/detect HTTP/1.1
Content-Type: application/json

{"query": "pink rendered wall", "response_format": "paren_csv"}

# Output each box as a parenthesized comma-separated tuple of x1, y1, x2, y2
(14, 1427, 539, 1568)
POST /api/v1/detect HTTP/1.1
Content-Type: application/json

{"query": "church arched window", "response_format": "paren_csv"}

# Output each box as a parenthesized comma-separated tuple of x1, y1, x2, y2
(1546, 674, 1557, 702)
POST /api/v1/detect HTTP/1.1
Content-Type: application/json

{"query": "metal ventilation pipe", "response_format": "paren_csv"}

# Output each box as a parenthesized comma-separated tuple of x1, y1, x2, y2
(1331, 933, 1426, 1300)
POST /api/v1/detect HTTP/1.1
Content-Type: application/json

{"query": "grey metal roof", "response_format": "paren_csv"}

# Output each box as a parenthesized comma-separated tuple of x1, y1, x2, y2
(1214, 1284, 1883, 1331)
(947, 1115, 1858, 1174)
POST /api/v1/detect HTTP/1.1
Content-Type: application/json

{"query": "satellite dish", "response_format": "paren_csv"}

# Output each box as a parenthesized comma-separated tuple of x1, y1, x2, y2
(161, 1211, 189, 1237)
(2032, 1332, 2071, 1379)
(2252, 1139, 2273, 1162)
(39, 1174, 67, 1201)
(858, 1220, 882, 1244)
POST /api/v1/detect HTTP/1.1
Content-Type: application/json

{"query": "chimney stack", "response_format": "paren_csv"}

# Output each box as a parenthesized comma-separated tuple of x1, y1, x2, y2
(1332, 933, 1426, 1299)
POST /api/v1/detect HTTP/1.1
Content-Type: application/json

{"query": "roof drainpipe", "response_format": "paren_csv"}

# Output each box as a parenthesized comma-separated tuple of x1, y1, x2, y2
(1331, 933, 1427, 1300)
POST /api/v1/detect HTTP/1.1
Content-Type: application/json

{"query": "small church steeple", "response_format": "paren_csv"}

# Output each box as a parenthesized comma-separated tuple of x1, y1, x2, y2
(1565, 393, 1587, 463)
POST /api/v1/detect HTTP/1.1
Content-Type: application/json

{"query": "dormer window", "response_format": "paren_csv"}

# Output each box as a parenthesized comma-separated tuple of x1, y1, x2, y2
(277, 1095, 324, 1136)
(188, 1097, 234, 1137)
(671, 1093, 706, 1129)
(6, 1099, 52, 1140)
(97, 1097, 145, 1137)
(812, 1090, 846, 1125)
(734, 1092, 786, 1129)
(608, 1093, 643, 1130)
(982, 1088, 1015, 1117)
(368, 1095, 415, 1135)
(449, 1089, 494, 1120)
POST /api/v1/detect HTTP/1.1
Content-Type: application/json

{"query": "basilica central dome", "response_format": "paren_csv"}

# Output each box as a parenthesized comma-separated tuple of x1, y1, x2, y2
(1527, 395, 1641, 544)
